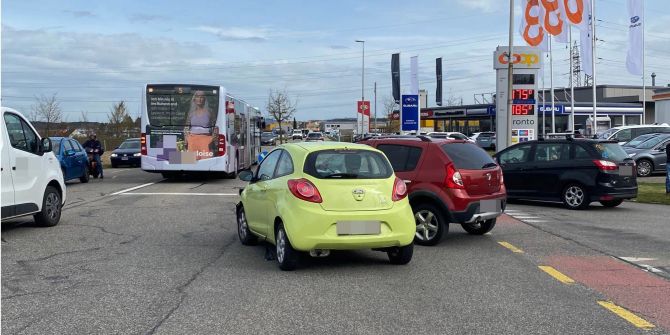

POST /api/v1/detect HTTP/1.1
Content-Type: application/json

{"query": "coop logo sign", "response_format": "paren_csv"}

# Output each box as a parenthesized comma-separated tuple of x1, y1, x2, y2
(497, 52, 539, 67)
(494, 47, 542, 69)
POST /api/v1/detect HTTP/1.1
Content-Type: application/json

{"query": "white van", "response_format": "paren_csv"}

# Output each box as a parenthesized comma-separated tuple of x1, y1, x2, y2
(598, 124, 670, 145)
(1, 107, 66, 226)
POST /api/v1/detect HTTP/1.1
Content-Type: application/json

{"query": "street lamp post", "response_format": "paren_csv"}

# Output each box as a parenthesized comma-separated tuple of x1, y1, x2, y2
(356, 40, 365, 135)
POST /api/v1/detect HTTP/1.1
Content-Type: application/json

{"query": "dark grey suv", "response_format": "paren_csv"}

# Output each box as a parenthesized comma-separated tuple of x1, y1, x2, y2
(624, 133, 670, 177)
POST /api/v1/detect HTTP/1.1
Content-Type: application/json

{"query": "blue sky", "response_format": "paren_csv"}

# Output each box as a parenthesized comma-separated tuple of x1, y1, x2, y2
(2, 0, 670, 122)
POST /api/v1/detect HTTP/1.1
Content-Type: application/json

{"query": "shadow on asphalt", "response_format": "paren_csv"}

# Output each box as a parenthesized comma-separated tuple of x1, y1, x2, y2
(508, 199, 633, 211)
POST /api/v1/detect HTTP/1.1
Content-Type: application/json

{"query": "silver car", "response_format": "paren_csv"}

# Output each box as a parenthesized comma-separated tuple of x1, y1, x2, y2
(624, 133, 670, 177)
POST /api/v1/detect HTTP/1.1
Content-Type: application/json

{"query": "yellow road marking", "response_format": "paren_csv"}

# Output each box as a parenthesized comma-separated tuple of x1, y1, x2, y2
(538, 266, 575, 284)
(498, 241, 523, 253)
(597, 301, 655, 330)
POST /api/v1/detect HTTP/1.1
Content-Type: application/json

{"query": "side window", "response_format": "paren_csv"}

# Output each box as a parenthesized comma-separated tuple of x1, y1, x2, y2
(573, 144, 592, 159)
(70, 140, 83, 152)
(19, 119, 39, 154)
(63, 139, 74, 152)
(274, 151, 294, 178)
(377, 144, 423, 172)
(615, 129, 632, 142)
(4, 113, 28, 151)
(498, 144, 532, 164)
(533, 143, 570, 162)
(256, 150, 281, 181)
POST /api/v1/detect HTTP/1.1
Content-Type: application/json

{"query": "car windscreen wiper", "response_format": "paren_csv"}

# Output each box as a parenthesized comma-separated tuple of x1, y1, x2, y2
(322, 173, 359, 179)
(481, 162, 498, 169)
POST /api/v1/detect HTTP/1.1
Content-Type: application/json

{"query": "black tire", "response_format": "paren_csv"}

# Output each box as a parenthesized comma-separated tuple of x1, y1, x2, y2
(91, 166, 99, 179)
(412, 203, 447, 246)
(236, 205, 257, 245)
(562, 183, 590, 210)
(462, 218, 497, 235)
(600, 199, 624, 208)
(34, 186, 62, 227)
(636, 159, 653, 177)
(275, 223, 299, 271)
(387, 244, 413, 265)
(79, 166, 90, 183)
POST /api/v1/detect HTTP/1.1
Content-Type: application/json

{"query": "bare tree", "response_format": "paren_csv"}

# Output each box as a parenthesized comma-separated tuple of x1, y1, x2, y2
(79, 110, 89, 123)
(266, 89, 298, 144)
(108, 101, 129, 137)
(382, 96, 398, 133)
(31, 94, 63, 136)
(445, 92, 463, 107)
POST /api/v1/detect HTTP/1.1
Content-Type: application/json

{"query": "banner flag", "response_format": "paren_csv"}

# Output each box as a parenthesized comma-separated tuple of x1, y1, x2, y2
(580, 13, 593, 76)
(410, 56, 419, 95)
(626, 0, 643, 76)
(436, 57, 443, 106)
(391, 53, 400, 104)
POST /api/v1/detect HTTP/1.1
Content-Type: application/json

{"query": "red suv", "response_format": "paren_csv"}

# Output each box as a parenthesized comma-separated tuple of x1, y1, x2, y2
(361, 136, 507, 245)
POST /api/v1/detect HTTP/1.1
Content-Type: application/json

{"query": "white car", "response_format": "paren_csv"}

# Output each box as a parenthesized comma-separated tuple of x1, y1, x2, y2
(291, 129, 304, 140)
(426, 132, 475, 142)
(598, 124, 670, 145)
(1, 107, 66, 226)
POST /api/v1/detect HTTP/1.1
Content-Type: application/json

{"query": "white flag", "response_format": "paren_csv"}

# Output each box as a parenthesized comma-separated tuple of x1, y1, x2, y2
(410, 56, 419, 95)
(554, 0, 569, 43)
(519, 0, 548, 51)
(575, 0, 591, 32)
(580, 17, 593, 76)
(626, 0, 643, 76)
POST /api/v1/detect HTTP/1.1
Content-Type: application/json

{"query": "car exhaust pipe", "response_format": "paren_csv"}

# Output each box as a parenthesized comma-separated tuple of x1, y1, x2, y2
(309, 249, 330, 258)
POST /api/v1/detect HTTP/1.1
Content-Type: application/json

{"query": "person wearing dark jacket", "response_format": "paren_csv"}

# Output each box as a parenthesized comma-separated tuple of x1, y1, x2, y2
(83, 134, 104, 179)
(666, 141, 670, 194)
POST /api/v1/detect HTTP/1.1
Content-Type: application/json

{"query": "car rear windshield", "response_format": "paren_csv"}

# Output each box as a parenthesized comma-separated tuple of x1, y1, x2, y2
(308, 133, 322, 138)
(441, 143, 497, 169)
(119, 140, 140, 149)
(593, 143, 629, 161)
(303, 149, 393, 179)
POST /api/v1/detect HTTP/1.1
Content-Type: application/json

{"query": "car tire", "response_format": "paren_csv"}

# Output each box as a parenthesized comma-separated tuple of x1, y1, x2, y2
(236, 205, 257, 245)
(80, 166, 90, 183)
(562, 183, 589, 210)
(413, 203, 447, 246)
(275, 223, 299, 271)
(34, 186, 62, 227)
(636, 159, 653, 177)
(600, 199, 624, 208)
(387, 244, 413, 265)
(461, 219, 496, 235)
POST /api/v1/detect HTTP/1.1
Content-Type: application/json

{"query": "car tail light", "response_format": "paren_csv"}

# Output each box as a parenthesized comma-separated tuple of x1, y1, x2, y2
(445, 163, 464, 189)
(392, 177, 407, 201)
(218, 134, 226, 156)
(140, 133, 147, 155)
(287, 178, 322, 203)
(593, 159, 618, 172)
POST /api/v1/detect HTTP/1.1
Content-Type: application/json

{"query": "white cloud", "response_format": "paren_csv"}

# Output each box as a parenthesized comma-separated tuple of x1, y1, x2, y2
(193, 26, 269, 42)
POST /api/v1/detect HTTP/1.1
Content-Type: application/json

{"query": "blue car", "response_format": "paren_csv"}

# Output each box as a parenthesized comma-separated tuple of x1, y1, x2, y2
(50, 137, 90, 183)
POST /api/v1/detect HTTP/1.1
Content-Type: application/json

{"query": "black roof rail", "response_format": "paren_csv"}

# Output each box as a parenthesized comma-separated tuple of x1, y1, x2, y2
(417, 135, 432, 142)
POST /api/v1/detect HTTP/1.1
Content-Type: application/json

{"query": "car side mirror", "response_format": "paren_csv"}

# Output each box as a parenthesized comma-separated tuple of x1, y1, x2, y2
(40, 138, 52, 153)
(238, 170, 255, 182)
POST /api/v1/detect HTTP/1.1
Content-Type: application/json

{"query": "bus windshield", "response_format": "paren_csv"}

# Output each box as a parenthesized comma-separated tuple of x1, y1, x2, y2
(146, 85, 219, 127)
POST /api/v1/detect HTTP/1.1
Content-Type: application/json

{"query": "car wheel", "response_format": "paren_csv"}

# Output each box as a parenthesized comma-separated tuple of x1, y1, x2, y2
(275, 223, 299, 271)
(413, 203, 447, 246)
(387, 244, 413, 265)
(636, 159, 653, 177)
(562, 183, 589, 210)
(462, 219, 496, 235)
(80, 166, 90, 183)
(599, 199, 624, 208)
(236, 205, 257, 245)
(34, 186, 62, 227)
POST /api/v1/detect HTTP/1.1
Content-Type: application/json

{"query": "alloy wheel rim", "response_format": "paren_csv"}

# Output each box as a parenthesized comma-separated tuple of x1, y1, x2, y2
(415, 210, 439, 241)
(276, 229, 285, 263)
(565, 186, 584, 207)
(46, 193, 60, 220)
(238, 210, 247, 239)
(638, 161, 651, 176)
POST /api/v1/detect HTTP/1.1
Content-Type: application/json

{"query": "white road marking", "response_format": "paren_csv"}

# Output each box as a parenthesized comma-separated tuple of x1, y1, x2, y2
(121, 192, 238, 196)
(619, 257, 658, 262)
(110, 181, 162, 196)
(522, 220, 548, 223)
(640, 265, 664, 274)
(513, 216, 540, 219)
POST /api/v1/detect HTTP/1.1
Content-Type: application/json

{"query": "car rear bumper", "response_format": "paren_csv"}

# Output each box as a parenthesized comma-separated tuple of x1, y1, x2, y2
(281, 201, 415, 251)
(590, 185, 638, 201)
(111, 156, 140, 165)
(451, 198, 507, 224)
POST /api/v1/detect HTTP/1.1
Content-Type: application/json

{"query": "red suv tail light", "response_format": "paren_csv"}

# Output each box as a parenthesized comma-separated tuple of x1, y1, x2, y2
(140, 133, 147, 155)
(392, 177, 407, 201)
(445, 163, 464, 189)
(287, 178, 323, 203)
(592, 159, 618, 172)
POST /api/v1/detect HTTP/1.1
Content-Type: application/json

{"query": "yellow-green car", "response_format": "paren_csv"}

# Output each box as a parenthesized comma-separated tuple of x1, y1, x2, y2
(236, 142, 415, 270)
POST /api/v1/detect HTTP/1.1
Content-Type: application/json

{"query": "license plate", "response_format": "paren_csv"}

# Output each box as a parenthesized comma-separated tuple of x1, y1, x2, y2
(336, 221, 381, 235)
(480, 199, 501, 213)
(619, 165, 633, 176)
(121, 157, 129, 160)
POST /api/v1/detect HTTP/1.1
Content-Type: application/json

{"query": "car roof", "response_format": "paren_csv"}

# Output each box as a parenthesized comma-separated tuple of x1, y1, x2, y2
(610, 124, 670, 130)
(286, 141, 376, 152)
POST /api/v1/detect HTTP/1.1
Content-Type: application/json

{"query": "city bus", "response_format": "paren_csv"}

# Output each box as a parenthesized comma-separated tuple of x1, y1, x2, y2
(140, 84, 263, 178)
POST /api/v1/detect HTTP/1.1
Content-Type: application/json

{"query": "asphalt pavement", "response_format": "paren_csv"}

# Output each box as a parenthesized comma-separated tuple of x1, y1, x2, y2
(2, 168, 669, 334)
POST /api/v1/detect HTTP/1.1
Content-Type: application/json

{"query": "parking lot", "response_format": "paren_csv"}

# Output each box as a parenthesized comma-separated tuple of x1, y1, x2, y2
(2, 168, 669, 334)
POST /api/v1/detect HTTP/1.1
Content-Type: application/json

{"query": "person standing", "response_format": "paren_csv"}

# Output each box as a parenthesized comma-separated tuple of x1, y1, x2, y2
(83, 133, 104, 179)
(666, 141, 670, 194)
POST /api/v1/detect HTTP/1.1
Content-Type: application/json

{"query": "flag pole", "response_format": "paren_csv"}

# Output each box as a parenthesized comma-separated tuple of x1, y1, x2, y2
(506, 0, 515, 147)
(550, 36, 555, 134)
(569, 25, 575, 132)
(591, 0, 597, 137)
(642, 0, 646, 125)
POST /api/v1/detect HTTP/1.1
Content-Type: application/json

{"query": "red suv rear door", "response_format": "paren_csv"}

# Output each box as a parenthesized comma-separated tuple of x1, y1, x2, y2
(441, 142, 502, 195)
